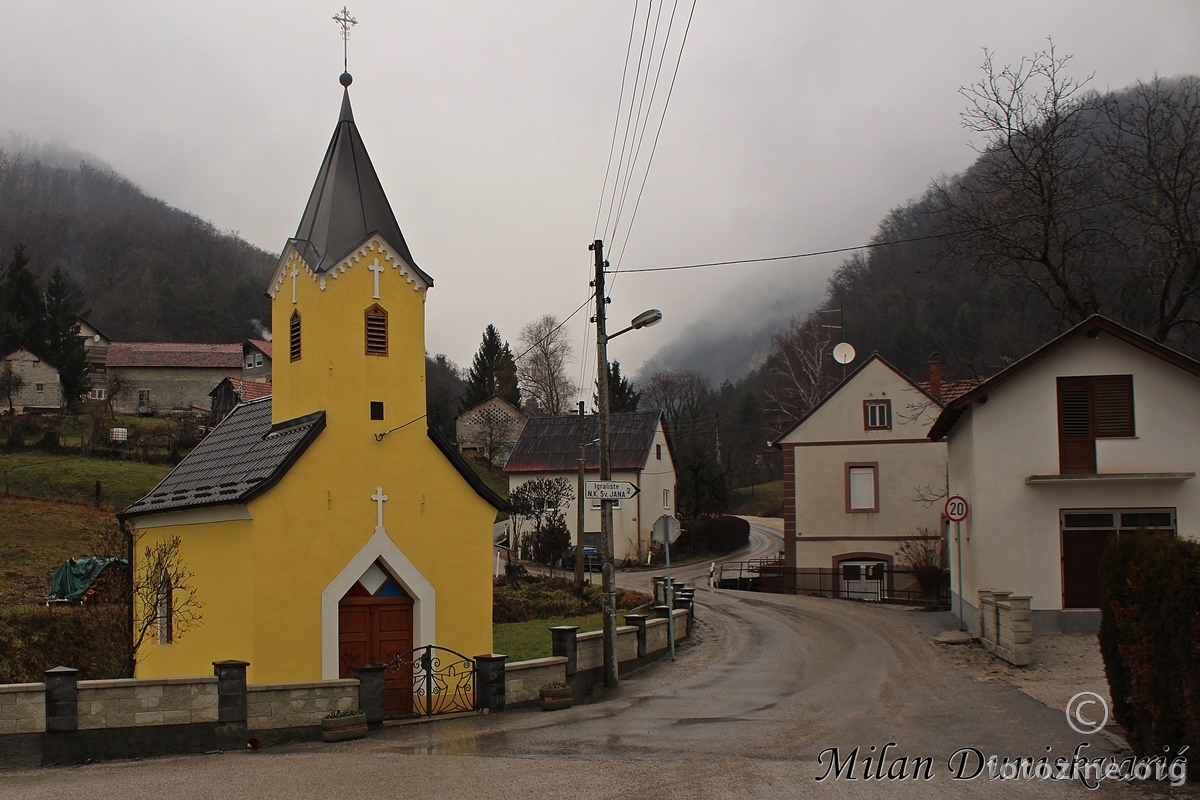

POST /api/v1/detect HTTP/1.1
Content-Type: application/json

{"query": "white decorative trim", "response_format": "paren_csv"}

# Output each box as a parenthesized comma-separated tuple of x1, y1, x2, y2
(320, 526, 436, 680)
(267, 236, 429, 299)
(130, 504, 252, 529)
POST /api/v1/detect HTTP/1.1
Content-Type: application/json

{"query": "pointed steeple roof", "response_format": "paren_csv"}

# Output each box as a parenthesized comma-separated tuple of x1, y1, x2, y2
(292, 87, 431, 284)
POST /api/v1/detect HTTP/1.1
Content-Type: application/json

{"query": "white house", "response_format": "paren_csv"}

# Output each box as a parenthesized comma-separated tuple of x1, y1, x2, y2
(454, 395, 527, 467)
(929, 316, 1200, 633)
(1, 348, 64, 412)
(504, 411, 676, 564)
(773, 354, 948, 599)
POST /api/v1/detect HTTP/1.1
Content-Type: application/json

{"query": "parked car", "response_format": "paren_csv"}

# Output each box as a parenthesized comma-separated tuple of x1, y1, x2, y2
(560, 546, 602, 570)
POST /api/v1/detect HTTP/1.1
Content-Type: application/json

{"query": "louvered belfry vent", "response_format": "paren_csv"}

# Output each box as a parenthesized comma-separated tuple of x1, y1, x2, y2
(365, 304, 388, 356)
(290, 310, 302, 362)
(1057, 375, 1134, 474)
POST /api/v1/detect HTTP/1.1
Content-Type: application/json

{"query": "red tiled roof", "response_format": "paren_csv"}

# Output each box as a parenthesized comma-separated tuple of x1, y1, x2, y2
(917, 379, 980, 404)
(106, 342, 243, 369)
(247, 339, 273, 359)
(229, 378, 273, 402)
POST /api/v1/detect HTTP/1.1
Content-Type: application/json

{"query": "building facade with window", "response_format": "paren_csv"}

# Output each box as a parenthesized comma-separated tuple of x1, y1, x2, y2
(505, 411, 676, 565)
(773, 354, 948, 598)
(1, 348, 64, 412)
(929, 316, 1200, 633)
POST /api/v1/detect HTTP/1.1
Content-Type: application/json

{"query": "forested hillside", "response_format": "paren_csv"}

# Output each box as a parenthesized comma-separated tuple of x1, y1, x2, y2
(0, 148, 275, 343)
(760, 62, 1200, 424)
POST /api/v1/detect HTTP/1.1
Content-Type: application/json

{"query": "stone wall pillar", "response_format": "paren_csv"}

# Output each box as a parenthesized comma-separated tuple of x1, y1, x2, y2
(44, 666, 79, 733)
(550, 626, 579, 676)
(352, 665, 386, 726)
(624, 614, 648, 658)
(1003, 596, 1033, 667)
(475, 654, 507, 711)
(653, 605, 671, 619)
(212, 660, 249, 724)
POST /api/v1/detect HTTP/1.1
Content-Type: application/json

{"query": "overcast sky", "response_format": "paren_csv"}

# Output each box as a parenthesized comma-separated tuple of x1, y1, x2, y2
(3, 2, 1198, 395)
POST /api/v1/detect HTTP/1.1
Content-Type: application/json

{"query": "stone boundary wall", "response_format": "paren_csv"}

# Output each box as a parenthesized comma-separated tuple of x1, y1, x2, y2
(247, 680, 358, 731)
(0, 683, 45, 735)
(504, 657, 569, 706)
(77, 676, 219, 730)
(978, 590, 1032, 666)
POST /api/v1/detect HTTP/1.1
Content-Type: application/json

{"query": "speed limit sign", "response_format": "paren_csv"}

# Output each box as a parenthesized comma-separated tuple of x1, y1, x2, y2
(945, 495, 969, 522)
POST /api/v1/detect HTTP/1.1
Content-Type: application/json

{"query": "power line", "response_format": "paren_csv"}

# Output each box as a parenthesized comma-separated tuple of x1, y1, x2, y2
(611, 228, 968, 275)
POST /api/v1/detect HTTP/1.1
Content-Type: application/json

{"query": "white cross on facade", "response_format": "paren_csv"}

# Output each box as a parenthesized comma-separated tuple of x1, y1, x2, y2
(371, 486, 388, 529)
(290, 266, 299, 304)
(368, 259, 385, 299)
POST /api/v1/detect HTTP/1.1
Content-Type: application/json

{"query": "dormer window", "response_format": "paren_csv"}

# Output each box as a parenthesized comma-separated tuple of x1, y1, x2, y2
(863, 399, 891, 430)
(290, 311, 302, 361)
(365, 304, 388, 356)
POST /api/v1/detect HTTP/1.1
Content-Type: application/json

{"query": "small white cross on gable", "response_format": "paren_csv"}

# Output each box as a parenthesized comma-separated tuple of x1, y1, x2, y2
(368, 260, 385, 299)
(371, 486, 388, 530)
(290, 266, 300, 304)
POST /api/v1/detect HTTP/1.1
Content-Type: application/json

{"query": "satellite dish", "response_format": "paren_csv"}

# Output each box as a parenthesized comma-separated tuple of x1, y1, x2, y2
(833, 342, 856, 365)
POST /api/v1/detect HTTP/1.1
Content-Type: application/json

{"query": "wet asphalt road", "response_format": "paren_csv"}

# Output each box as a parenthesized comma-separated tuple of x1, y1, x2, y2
(2, 520, 1138, 799)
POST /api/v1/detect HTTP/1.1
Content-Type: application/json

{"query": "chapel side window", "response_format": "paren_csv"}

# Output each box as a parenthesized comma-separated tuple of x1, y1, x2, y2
(365, 304, 388, 356)
(290, 310, 302, 362)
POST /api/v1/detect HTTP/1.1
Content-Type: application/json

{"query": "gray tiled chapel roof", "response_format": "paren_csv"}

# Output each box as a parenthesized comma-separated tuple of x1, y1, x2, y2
(118, 397, 324, 519)
(290, 89, 432, 285)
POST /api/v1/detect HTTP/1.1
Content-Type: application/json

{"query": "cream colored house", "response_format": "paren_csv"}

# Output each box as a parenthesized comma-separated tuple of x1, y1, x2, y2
(455, 395, 527, 467)
(929, 316, 1200, 633)
(1, 348, 64, 412)
(505, 411, 676, 564)
(774, 355, 947, 598)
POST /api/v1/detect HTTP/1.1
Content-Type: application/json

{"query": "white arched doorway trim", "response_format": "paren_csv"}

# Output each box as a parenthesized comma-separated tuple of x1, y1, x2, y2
(320, 526, 436, 679)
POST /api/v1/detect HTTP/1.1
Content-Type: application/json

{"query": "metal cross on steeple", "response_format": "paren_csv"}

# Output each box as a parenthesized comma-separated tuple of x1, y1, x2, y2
(332, 6, 358, 72)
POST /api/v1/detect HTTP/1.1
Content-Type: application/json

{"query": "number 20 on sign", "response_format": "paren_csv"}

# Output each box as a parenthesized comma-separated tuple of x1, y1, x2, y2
(945, 495, 968, 522)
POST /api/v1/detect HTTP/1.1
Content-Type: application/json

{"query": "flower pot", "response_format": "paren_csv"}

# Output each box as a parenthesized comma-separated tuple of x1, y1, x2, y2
(539, 685, 573, 711)
(321, 712, 367, 742)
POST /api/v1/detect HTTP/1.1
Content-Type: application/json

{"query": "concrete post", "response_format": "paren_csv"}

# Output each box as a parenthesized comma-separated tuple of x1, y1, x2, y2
(653, 604, 671, 619)
(43, 666, 79, 733)
(550, 626, 579, 676)
(624, 614, 648, 658)
(212, 660, 249, 724)
(352, 665, 386, 726)
(475, 654, 507, 711)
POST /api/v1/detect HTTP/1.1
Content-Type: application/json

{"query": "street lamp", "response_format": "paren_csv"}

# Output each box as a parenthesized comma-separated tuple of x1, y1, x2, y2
(590, 238, 662, 689)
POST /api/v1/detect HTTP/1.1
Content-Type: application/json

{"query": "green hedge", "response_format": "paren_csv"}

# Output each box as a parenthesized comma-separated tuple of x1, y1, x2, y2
(1099, 534, 1200, 779)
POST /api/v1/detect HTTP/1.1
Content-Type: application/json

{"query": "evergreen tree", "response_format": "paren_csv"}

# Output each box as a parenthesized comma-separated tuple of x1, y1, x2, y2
(464, 325, 521, 409)
(596, 360, 641, 412)
(42, 265, 90, 403)
(0, 245, 46, 355)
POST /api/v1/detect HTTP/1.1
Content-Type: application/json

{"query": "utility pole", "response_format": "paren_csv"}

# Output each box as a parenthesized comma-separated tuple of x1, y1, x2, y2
(575, 400, 586, 591)
(590, 238, 618, 689)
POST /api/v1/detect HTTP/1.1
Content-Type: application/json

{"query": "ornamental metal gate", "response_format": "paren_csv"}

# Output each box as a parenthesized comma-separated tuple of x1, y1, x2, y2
(382, 645, 477, 718)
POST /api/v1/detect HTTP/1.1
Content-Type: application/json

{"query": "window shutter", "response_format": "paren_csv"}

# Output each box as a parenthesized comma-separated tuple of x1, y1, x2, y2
(1057, 378, 1095, 474)
(1093, 375, 1134, 437)
(289, 311, 301, 362)
(365, 304, 388, 356)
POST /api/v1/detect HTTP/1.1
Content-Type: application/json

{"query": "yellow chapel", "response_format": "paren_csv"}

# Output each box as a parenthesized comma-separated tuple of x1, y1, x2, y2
(119, 74, 504, 686)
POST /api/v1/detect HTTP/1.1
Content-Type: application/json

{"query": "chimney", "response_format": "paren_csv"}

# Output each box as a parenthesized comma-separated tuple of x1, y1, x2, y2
(927, 352, 943, 400)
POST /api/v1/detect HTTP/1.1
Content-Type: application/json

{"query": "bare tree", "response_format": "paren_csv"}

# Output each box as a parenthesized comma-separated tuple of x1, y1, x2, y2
(935, 42, 1111, 327)
(1097, 75, 1200, 344)
(0, 361, 25, 413)
(640, 368, 708, 428)
(89, 521, 203, 675)
(509, 477, 575, 567)
(517, 314, 575, 415)
(762, 314, 838, 424)
(461, 403, 521, 467)
(896, 527, 949, 601)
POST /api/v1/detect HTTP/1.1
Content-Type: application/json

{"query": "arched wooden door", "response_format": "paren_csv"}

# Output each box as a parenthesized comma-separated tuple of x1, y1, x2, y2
(337, 565, 414, 717)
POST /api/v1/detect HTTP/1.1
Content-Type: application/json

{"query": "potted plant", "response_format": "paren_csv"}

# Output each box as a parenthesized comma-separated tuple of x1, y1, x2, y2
(321, 708, 367, 742)
(539, 681, 573, 711)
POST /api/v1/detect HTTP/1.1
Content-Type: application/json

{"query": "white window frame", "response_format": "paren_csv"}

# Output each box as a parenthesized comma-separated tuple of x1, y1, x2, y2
(846, 463, 879, 513)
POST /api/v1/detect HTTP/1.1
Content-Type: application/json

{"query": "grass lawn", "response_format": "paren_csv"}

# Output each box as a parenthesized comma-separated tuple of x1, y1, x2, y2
(728, 479, 784, 517)
(493, 612, 605, 661)
(0, 452, 172, 511)
(0, 497, 116, 605)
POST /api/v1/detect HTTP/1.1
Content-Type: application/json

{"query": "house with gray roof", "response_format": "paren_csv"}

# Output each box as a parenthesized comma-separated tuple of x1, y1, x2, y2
(505, 411, 677, 564)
